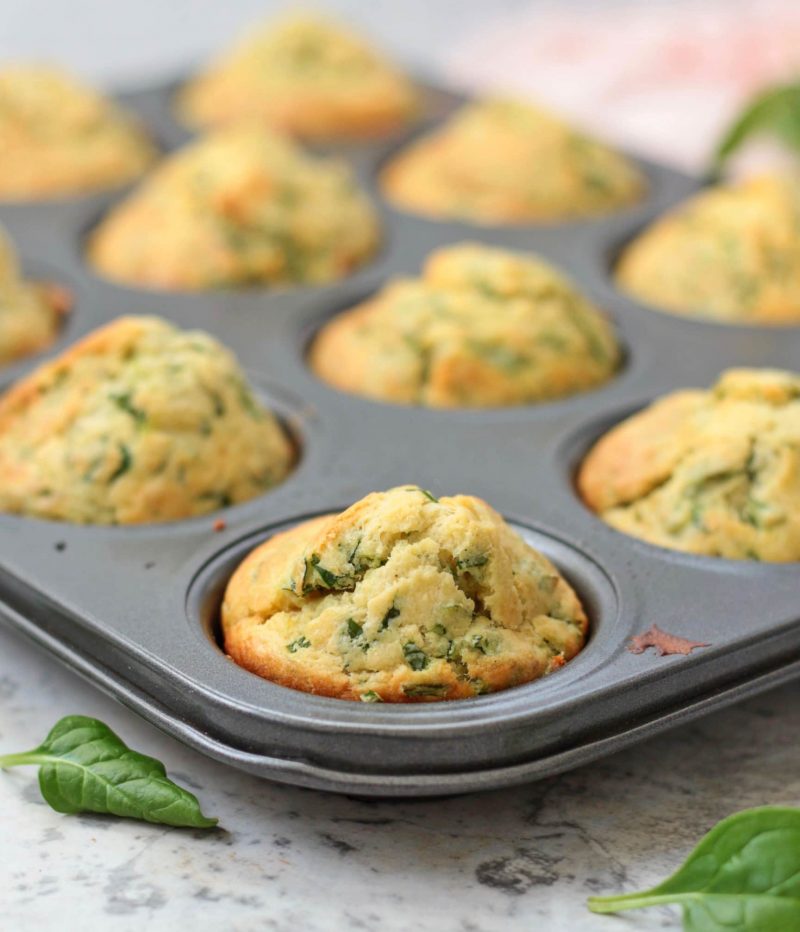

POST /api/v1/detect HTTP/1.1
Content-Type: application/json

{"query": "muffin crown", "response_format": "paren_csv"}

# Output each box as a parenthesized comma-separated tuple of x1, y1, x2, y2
(88, 125, 379, 289)
(0, 65, 155, 199)
(221, 14, 407, 80)
(381, 97, 644, 223)
(0, 315, 292, 524)
(310, 243, 620, 407)
(222, 486, 587, 702)
(578, 367, 800, 561)
(178, 14, 417, 139)
(616, 173, 800, 323)
(1, 65, 117, 134)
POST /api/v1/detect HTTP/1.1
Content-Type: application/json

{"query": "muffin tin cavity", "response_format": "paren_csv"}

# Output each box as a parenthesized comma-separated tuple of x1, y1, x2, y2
(186, 515, 620, 702)
(0, 74, 798, 795)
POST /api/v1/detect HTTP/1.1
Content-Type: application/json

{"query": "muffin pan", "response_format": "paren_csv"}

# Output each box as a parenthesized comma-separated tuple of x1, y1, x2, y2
(1, 78, 799, 797)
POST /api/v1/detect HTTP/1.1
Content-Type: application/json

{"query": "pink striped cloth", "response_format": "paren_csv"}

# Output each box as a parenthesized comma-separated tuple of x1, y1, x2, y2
(445, 0, 800, 172)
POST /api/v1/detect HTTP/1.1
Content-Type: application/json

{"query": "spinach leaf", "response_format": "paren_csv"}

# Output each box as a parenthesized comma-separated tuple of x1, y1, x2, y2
(109, 391, 146, 424)
(713, 82, 800, 173)
(403, 642, 429, 671)
(0, 715, 217, 829)
(345, 618, 364, 639)
(380, 605, 400, 630)
(402, 684, 448, 698)
(469, 634, 490, 654)
(405, 487, 438, 503)
(360, 690, 383, 703)
(108, 443, 132, 483)
(456, 553, 488, 571)
(287, 635, 311, 653)
(310, 554, 339, 587)
(588, 806, 800, 931)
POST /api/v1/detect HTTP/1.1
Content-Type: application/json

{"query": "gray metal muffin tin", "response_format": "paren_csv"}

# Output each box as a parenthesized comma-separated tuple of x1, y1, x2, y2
(1, 78, 799, 798)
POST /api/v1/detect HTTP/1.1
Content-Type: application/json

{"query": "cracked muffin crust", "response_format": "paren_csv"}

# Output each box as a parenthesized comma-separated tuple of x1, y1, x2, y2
(310, 243, 621, 407)
(616, 174, 800, 324)
(221, 485, 588, 702)
(87, 124, 380, 290)
(0, 65, 156, 200)
(0, 315, 293, 524)
(578, 368, 800, 561)
(0, 225, 69, 364)
(380, 98, 644, 225)
(177, 13, 418, 140)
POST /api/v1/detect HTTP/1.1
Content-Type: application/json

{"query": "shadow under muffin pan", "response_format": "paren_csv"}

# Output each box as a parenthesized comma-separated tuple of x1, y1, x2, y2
(0, 77, 798, 798)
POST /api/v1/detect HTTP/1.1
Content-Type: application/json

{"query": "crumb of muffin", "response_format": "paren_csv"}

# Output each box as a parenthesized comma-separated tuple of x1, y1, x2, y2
(0, 65, 156, 200)
(616, 173, 800, 324)
(87, 124, 380, 290)
(578, 368, 800, 562)
(0, 315, 293, 524)
(380, 97, 644, 224)
(221, 485, 588, 701)
(0, 224, 66, 364)
(177, 13, 418, 140)
(310, 242, 621, 407)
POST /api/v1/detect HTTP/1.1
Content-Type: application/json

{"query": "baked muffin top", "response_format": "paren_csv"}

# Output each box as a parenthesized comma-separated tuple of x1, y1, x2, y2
(0, 225, 68, 364)
(0, 65, 156, 200)
(0, 315, 293, 524)
(578, 368, 800, 562)
(380, 98, 645, 224)
(178, 13, 418, 140)
(222, 485, 588, 702)
(310, 243, 621, 407)
(616, 174, 800, 324)
(87, 125, 380, 290)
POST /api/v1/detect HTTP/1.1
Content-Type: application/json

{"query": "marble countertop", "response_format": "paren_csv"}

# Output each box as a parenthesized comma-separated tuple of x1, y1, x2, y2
(2, 622, 799, 932)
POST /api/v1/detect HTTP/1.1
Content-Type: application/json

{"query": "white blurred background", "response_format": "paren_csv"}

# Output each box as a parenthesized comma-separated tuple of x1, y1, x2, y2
(0, 0, 532, 84)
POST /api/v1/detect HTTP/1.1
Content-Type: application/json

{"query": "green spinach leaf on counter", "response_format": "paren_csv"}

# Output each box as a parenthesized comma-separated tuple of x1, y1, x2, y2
(0, 715, 217, 829)
(588, 806, 800, 930)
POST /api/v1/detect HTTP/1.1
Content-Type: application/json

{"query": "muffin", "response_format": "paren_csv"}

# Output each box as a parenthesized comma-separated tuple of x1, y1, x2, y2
(178, 13, 418, 140)
(0, 225, 69, 364)
(310, 243, 621, 407)
(578, 368, 800, 562)
(0, 65, 156, 200)
(616, 174, 800, 324)
(0, 316, 293, 524)
(380, 98, 645, 225)
(87, 125, 380, 290)
(222, 485, 588, 701)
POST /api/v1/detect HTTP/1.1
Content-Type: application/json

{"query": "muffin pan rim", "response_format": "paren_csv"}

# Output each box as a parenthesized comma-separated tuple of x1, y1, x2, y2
(0, 75, 797, 795)
(183, 514, 624, 719)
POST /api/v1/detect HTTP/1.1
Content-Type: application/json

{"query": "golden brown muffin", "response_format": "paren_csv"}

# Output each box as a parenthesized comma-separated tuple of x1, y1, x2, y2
(87, 124, 380, 290)
(0, 225, 69, 364)
(178, 13, 418, 140)
(0, 65, 156, 201)
(616, 174, 800, 324)
(310, 243, 621, 407)
(222, 486, 588, 701)
(578, 368, 800, 561)
(0, 315, 293, 524)
(380, 98, 645, 225)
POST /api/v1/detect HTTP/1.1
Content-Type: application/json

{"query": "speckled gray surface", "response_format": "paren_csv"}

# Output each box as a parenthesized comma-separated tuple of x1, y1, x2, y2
(2, 623, 799, 931)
